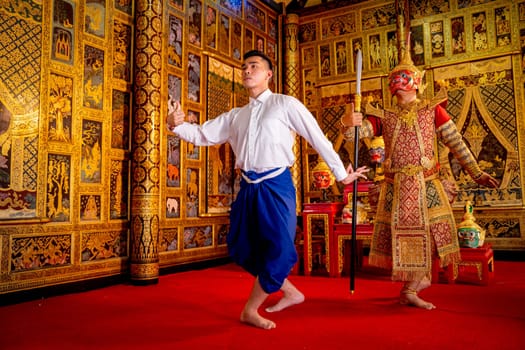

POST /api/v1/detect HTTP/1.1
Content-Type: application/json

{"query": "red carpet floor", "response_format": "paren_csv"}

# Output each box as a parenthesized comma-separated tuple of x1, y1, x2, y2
(1, 260, 524, 350)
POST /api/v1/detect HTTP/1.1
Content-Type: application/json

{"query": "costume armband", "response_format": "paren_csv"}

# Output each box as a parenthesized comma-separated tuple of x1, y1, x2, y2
(437, 120, 483, 180)
(343, 119, 374, 143)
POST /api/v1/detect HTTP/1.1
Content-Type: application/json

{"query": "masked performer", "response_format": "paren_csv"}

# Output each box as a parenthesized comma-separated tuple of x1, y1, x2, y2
(343, 45, 498, 310)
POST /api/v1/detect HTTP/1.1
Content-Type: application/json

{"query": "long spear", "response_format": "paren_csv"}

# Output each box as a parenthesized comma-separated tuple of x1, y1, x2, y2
(350, 49, 362, 293)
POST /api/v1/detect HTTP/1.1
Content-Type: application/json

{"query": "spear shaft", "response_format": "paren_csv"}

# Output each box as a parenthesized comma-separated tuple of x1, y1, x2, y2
(350, 49, 362, 293)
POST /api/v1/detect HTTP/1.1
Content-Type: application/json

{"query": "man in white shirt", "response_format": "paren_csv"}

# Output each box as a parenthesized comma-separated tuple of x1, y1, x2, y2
(167, 50, 367, 329)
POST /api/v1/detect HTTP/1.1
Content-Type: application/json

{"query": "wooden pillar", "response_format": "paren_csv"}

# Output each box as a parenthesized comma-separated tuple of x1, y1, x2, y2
(284, 13, 303, 213)
(130, 0, 163, 284)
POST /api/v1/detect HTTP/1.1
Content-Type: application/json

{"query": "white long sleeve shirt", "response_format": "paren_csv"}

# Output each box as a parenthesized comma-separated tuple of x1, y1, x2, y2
(172, 89, 348, 181)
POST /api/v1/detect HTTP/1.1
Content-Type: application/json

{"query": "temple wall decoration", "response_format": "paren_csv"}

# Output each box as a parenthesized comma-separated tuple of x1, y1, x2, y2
(0, 0, 280, 294)
(0, 0, 523, 295)
(297, 0, 525, 251)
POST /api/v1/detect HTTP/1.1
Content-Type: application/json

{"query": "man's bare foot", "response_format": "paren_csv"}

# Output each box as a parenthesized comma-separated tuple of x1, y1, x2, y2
(400, 288, 436, 310)
(240, 310, 276, 329)
(265, 291, 305, 313)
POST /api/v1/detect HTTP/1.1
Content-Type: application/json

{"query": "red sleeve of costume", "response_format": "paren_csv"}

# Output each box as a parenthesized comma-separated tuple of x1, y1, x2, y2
(435, 104, 451, 128)
(366, 115, 381, 136)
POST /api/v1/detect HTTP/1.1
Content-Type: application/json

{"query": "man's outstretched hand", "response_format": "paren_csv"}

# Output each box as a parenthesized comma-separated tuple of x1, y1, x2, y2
(341, 164, 369, 185)
(167, 100, 185, 131)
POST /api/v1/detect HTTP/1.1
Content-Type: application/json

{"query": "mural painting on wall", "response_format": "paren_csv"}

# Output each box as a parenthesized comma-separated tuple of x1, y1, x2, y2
(188, 53, 201, 102)
(255, 34, 264, 52)
(110, 159, 129, 220)
(113, 20, 132, 81)
(166, 196, 180, 219)
(168, 14, 183, 68)
(303, 68, 317, 106)
(183, 225, 212, 249)
(169, 0, 184, 11)
(0, 102, 11, 186)
(267, 41, 276, 61)
(220, 0, 241, 16)
(189, 0, 202, 47)
(186, 168, 199, 217)
(245, 1, 265, 32)
(85, 0, 106, 38)
(302, 47, 314, 66)
(0, 100, 38, 219)
(11, 235, 71, 272)
(351, 38, 362, 73)
(52, 0, 75, 65)
(80, 194, 101, 221)
(232, 21, 242, 60)
(495, 6, 511, 47)
(167, 135, 181, 188)
(434, 58, 521, 211)
(431, 21, 444, 59)
(410, 25, 425, 66)
(49, 73, 73, 142)
(521, 2, 525, 21)
(47, 154, 71, 222)
(206, 5, 217, 49)
(160, 228, 179, 252)
(361, 3, 395, 31)
(217, 223, 228, 246)
(321, 13, 356, 39)
(268, 15, 277, 40)
(387, 30, 398, 70)
(451, 16, 466, 55)
(368, 34, 381, 70)
(115, 0, 133, 15)
(111, 89, 130, 150)
(219, 14, 230, 55)
(450, 100, 510, 204)
(410, 0, 449, 19)
(81, 231, 127, 262)
(299, 21, 317, 43)
(81, 119, 102, 183)
(335, 40, 348, 75)
(167, 74, 181, 188)
(186, 110, 200, 160)
(521, 29, 525, 73)
(83, 45, 104, 110)
(320, 44, 331, 78)
(245, 28, 253, 51)
(472, 11, 488, 52)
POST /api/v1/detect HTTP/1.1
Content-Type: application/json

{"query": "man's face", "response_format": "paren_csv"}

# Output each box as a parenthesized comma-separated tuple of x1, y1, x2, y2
(388, 69, 420, 95)
(241, 56, 272, 89)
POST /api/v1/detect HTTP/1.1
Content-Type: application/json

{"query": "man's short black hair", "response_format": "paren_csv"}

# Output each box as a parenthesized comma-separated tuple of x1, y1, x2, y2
(243, 50, 273, 70)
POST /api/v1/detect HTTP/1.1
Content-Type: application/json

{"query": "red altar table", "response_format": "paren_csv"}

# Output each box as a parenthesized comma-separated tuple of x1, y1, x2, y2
(433, 243, 494, 285)
(332, 223, 374, 277)
(302, 202, 344, 276)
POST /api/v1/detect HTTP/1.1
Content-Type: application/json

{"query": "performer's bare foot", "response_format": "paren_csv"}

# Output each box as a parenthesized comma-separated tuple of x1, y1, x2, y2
(265, 279, 305, 313)
(240, 310, 276, 330)
(265, 291, 305, 313)
(400, 279, 436, 310)
(400, 289, 436, 310)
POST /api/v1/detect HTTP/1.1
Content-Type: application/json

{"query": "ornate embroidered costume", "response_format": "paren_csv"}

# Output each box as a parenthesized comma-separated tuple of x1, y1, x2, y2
(350, 94, 484, 282)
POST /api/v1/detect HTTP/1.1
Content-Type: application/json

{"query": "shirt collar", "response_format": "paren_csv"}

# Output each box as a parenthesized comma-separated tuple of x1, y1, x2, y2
(249, 89, 272, 106)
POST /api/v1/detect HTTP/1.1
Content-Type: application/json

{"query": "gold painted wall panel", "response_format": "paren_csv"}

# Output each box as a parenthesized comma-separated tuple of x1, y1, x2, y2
(298, 0, 525, 250)
(0, 0, 280, 294)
